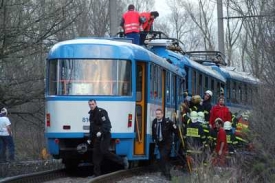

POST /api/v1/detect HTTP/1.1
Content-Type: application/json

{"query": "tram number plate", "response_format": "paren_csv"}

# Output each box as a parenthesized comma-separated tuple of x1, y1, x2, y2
(83, 125, 90, 130)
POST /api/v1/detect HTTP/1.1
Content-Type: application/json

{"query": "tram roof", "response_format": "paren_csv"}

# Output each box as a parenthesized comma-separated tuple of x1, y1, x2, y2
(48, 38, 185, 77)
(181, 56, 227, 83)
(219, 67, 259, 85)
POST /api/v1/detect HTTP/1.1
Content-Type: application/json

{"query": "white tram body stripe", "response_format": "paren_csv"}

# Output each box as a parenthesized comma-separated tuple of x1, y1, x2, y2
(46, 101, 136, 133)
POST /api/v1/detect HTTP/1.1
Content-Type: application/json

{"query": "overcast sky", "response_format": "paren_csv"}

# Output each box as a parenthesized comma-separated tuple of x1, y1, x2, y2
(153, 0, 170, 17)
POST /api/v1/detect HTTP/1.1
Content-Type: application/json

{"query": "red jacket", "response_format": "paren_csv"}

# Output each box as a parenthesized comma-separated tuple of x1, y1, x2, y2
(122, 10, 140, 34)
(140, 12, 154, 31)
(215, 128, 228, 154)
(209, 104, 231, 128)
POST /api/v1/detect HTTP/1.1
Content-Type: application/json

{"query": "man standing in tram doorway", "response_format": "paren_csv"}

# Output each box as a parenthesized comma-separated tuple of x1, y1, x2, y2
(87, 99, 129, 177)
(152, 108, 177, 180)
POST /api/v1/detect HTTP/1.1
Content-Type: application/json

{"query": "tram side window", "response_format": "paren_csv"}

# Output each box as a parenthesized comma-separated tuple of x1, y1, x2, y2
(157, 66, 162, 100)
(217, 82, 221, 97)
(198, 73, 202, 96)
(192, 70, 197, 95)
(150, 64, 154, 99)
(236, 82, 240, 104)
(153, 64, 158, 98)
(244, 84, 248, 104)
(171, 74, 176, 105)
(211, 78, 215, 102)
(185, 66, 189, 91)
(166, 72, 171, 104)
(178, 78, 185, 103)
(231, 81, 237, 103)
(48, 60, 58, 95)
(226, 81, 231, 103)
(204, 76, 209, 92)
(239, 84, 243, 104)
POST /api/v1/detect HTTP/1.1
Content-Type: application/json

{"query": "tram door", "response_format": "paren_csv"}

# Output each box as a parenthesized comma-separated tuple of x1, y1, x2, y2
(134, 62, 146, 155)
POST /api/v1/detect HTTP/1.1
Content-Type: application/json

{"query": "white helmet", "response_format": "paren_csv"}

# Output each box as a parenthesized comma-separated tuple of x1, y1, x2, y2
(205, 90, 213, 97)
(190, 111, 198, 123)
(224, 121, 232, 130)
(197, 111, 205, 123)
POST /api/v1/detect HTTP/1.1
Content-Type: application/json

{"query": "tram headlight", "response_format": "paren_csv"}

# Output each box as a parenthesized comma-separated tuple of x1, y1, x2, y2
(76, 143, 88, 154)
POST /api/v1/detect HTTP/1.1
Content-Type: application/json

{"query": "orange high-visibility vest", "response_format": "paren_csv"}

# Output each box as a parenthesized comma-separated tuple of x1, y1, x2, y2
(140, 12, 154, 31)
(123, 10, 140, 34)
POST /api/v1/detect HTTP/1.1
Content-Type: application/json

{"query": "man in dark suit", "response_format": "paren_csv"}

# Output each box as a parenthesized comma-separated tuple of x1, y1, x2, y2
(152, 108, 177, 180)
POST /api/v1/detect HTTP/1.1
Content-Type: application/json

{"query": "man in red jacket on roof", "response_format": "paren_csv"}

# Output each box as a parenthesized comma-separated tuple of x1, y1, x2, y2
(139, 11, 159, 45)
(120, 4, 143, 45)
(209, 96, 231, 129)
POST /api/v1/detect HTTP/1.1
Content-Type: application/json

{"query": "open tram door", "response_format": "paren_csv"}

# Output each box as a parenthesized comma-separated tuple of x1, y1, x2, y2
(134, 62, 146, 155)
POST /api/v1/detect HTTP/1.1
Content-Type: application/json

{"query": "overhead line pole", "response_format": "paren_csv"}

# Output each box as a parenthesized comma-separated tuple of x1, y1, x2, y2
(109, 0, 118, 37)
(217, 0, 225, 56)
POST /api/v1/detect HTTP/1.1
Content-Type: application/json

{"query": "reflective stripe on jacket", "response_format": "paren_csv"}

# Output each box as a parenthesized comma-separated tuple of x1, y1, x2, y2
(123, 10, 140, 34)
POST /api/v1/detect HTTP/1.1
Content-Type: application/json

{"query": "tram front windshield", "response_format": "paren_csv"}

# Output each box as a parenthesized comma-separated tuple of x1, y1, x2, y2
(48, 59, 131, 96)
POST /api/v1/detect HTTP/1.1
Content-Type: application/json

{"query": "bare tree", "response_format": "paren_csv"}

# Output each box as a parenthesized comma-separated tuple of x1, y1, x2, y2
(122, 0, 155, 12)
(224, 0, 244, 66)
(180, 0, 216, 51)
(228, 0, 269, 77)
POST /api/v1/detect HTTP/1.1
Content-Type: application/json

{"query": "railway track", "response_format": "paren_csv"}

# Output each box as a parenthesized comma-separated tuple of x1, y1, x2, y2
(0, 165, 169, 183)
(0, 169, 66, 183)
(89, 166, 157, 183)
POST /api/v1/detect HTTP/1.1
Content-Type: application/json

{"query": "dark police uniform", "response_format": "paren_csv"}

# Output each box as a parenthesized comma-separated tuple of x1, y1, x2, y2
(89, 106, 124, 176)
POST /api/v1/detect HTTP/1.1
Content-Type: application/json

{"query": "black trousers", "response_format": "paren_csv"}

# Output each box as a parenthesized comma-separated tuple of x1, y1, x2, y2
(92, 132, 123, 176)
(157, 140, 172, 176)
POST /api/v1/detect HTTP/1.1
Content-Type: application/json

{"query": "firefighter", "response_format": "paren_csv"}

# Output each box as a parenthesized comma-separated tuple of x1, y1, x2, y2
(190, 95, 203, 112)
(223, 121, 237, 154)
(202, 90, 213, 124)
(185, 111, 205, 157)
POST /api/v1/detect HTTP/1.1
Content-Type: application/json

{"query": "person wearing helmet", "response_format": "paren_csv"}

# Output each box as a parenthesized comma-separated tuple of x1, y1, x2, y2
(224, 121, 237, 154)
(209, 96, 231, 129)
(190, 95, 203, 112)
(197, 111, 205, 124)
(185, 111, 206, 156)
(202, 90, 212, 124)
(0, 108, 15, 162)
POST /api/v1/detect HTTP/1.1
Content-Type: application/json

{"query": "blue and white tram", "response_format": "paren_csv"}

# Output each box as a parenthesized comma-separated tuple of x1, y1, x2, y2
(45, 38, 186, 168)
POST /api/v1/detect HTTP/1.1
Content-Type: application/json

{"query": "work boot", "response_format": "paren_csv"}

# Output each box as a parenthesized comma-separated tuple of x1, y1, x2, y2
(123, 157, 129, 169)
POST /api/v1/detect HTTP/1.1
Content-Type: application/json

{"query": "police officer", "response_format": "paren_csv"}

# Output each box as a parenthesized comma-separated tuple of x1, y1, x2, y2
(152, 108, 177, 180)
(88, 99, 128, 176)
